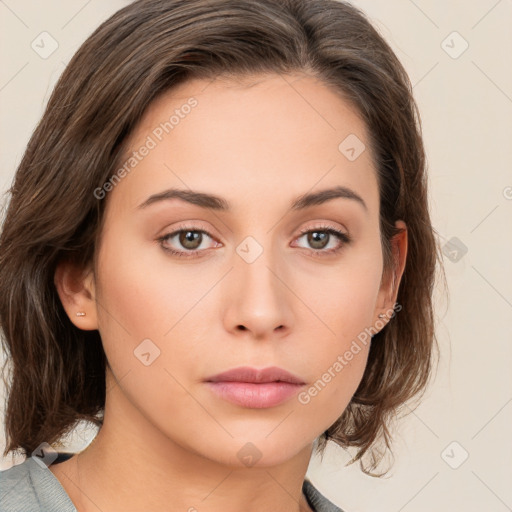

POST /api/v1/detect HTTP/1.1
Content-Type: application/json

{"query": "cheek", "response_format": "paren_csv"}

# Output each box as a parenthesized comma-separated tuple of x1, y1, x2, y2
(297, 344, 370, 424)
(93, 227, 220, 405)
(94, 228, 209, 342)
(290, 245, 381, 426)
(294, 288, 374, 435)
(93, 237, 207, 438)
(299, 246, 383, 345)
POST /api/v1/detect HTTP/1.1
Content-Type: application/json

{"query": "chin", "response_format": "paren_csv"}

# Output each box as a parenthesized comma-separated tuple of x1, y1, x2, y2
(199, 433, 313, 469)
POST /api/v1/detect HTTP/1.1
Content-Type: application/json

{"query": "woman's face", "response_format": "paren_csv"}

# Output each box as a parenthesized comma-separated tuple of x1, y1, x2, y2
(85, 72, 400, 467)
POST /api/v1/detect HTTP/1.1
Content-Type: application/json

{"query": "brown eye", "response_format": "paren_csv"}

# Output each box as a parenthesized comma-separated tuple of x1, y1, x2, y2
(178, 230, 203, 250)
(306, 231, 330, 250)
(293, 226, 351, 256)
(158, 226, 220, 258)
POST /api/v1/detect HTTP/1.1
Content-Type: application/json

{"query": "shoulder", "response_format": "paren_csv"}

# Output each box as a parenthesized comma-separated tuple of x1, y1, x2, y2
(303, 478, 345, 512)
(0, 456, 77, 512)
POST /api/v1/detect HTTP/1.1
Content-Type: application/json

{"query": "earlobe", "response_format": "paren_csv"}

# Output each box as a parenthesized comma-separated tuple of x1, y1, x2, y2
(54, 259, 98, 330)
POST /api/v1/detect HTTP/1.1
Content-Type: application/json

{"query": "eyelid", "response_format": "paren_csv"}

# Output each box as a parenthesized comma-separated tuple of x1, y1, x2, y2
(296, 221, 349, 238)
(157, 220, 220, 240)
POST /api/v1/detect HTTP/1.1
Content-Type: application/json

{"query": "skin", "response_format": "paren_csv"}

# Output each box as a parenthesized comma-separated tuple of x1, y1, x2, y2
(52, 72, 407, 512)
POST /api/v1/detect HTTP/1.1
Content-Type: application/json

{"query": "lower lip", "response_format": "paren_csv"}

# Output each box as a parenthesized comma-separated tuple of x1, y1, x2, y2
(206, 381, 304, 408)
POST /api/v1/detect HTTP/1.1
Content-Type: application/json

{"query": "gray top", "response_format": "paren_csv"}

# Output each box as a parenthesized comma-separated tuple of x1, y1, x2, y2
(1, 456, 343, 511)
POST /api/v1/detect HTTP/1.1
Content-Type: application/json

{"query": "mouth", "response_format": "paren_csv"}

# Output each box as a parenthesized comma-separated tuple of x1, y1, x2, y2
(204, 366, 306, 409)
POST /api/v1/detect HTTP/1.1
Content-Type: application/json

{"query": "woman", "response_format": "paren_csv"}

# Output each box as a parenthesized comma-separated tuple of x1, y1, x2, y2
(0, 0, 443, 510)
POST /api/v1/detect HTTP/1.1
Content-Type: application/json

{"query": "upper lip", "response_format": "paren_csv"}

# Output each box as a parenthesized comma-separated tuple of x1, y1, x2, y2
(205, 366, 305, 385)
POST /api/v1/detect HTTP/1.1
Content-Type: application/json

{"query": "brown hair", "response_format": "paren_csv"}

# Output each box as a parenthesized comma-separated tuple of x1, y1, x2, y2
(0, 0, 445, 474)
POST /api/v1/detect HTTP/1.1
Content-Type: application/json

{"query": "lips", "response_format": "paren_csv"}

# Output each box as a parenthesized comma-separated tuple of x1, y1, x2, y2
(205, 366, 306, 408)
(205, 366, 305, 385)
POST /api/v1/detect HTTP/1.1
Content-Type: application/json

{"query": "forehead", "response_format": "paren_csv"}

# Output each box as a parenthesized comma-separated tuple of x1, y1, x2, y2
(106, 72, 378, 216)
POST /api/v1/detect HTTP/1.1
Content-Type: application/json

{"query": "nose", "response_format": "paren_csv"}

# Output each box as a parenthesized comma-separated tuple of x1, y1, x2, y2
(222, 243, 295, 340)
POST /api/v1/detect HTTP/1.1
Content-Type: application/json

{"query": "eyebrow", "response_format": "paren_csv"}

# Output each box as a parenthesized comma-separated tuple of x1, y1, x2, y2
(137, 185, 367, 212)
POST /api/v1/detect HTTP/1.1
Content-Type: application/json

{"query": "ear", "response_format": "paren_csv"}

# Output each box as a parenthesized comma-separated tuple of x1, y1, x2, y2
(374, 220, 407, 325)
(54, 259, 98, 330)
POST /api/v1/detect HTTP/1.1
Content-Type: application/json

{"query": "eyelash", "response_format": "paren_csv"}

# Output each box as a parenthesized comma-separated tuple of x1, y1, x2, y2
(157, 223, 352, 259)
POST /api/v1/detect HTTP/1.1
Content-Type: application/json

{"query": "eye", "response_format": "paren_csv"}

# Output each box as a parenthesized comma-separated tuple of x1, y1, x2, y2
(293, 225, 351, 256)
(157, 225, 220, 258)
(157, 223, 351, 259)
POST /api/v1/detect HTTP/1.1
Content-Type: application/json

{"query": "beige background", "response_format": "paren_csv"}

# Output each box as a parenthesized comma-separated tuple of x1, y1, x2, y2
(1, 1, 511, 511)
